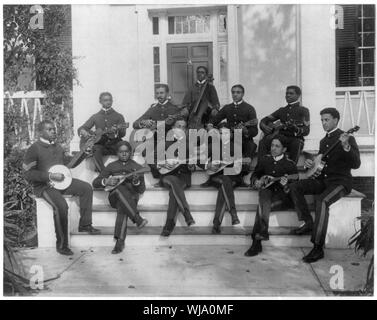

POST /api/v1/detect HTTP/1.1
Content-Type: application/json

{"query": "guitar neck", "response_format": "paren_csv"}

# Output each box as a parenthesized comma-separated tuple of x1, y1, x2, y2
(66, 150, 85, 169)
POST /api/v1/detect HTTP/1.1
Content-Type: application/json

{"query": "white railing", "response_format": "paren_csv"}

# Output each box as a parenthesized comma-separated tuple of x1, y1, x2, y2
(4, 90, 71, 144)
(336, 86, 375, 136)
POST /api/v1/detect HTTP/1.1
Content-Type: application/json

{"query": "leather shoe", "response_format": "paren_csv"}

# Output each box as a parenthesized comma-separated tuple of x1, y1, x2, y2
(186, 218, 195, 227)
(57, 247, 74, 256)
(160, 228, 172, 237)
(231, 213, 240, 225)
(212, 224, 221, 234)
(111, 239, 125, 254)
(291, 221, 313, 235)
(78, 225, 101, 234)
(303, 246, 324, 263)
(244, 241, 262, 257)
(137, 218, 148, 229)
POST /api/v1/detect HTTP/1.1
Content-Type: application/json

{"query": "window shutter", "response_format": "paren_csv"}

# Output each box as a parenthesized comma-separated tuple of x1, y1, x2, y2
(336, 5, 359, 87)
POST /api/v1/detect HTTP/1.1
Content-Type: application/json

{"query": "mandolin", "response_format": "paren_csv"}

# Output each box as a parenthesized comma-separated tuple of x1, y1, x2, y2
(256, 173, 299, 190)
(206, 157, 252, 175)
(305, 126, 360, 179)
(104, 167, 151, 192)
(157, 157, 198, 175)
(262, 119, 296, 139)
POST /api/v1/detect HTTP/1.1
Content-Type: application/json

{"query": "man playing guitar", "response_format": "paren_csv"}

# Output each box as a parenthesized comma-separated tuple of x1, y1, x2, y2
(258, 85, 310, 164)
(23, 120, 100, 256)
(92, 141, 148, 254)
(289, 108, 361, 263)
(78, 92, 128, 172)
(208, 84, 258, 162)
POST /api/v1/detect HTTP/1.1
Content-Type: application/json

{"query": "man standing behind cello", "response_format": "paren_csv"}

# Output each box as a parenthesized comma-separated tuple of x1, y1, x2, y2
(182, 66, 220, 130)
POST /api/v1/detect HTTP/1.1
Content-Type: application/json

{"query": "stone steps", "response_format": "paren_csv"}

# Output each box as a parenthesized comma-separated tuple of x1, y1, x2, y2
(69, 226, 312, 247)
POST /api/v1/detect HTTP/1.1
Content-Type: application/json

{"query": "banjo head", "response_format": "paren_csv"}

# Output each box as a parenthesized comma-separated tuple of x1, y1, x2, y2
(48, 165, 73, 190)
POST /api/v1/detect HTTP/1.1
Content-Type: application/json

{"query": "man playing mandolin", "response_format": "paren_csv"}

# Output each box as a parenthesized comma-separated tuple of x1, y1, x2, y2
(245, 135, 298, 257)
(92, 141, 148, 254)
(78, 92, 128, 172)
(258, 85, 310, 164)
(23, 120, 100, 256)
(289, 108, 361, 263)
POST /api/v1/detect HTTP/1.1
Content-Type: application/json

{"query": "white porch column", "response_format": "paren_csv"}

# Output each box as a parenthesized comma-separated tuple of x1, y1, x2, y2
(300, 5, 336, 151)
(227, 5, 240, 91)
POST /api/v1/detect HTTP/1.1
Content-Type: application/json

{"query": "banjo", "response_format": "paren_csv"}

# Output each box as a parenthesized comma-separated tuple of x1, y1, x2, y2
(305, 126, 360, 179)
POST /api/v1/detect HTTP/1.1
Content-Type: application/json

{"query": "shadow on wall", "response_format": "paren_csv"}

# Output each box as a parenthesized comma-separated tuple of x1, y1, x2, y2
(238, 5, 298, 118)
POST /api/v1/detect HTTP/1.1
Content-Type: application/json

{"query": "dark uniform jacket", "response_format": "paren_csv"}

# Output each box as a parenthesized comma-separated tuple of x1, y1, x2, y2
(211, 101, 258, 138)
(78, 108, 126, 142)
(92, 159, 146, 207)
(252, 154, 298, 192)
(23, 140, 72, 196)
(133, 101, 187, 132)
(317, 128, 360, 193)
(182, 81, 220, 125)
(260, 102, 310, 139)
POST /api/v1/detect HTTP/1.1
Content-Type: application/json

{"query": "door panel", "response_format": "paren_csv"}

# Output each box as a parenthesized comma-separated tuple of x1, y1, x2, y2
(167, 42, 213, 104)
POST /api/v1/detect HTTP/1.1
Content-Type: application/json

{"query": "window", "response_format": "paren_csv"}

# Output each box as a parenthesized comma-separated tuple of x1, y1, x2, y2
(168, 15, 210, 34)
(336, 4, 375, 87)
(152, 17, 159, 35)
(153, 46, 160, 85)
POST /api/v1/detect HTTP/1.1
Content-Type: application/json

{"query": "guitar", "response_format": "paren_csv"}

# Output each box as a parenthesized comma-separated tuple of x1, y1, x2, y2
(157, 157, 198, 175)
(305, 126, 360, 179)
(79, 122, 130, 150)
(134, 110, 187, 142)
(188, 74, 215, 129)
(257, 173, 299, 190)
(104, 167, 151, 192)
(262, 119, 296, 138)
(206, 157, 252, 175)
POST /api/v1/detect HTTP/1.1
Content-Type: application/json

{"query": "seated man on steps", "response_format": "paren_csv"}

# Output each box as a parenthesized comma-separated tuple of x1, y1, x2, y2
(78, 92, 128, 172)
(92, 141, 148, 254)
(23, 120, 100, 256)
(258, 85, 310, 164)
(199, 123, 249, 234)
(288, 108, 360, 263)
(245, 135, 298, 257)
(133, 84, 188, 181)
(157, 118, 195, 236)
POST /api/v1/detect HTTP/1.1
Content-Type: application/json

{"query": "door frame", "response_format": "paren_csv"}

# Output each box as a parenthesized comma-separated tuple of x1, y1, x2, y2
(166, 41, 214, 101)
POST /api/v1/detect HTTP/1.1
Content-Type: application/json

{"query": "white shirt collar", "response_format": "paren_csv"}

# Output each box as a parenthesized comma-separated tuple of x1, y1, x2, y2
(158, 99, 169, 106)
(233, 100, 244, 106)
(273, 154, 284, 161)
(327, 127, 338, 135)
(102, 107, 112, 112)
(288, 100, 300, 105)
(40, 137, 54, 145)
(197, 79, 206, 85)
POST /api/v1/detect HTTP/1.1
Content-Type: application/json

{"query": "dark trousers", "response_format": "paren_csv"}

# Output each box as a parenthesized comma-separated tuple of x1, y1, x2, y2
(92, 141, 120, 171)
(109, 184, 143, 240)
(252, 188, 292, 239)
(210, 175, 242, 226)
(161, 175, 192, 230)
(243, 139, 257, 159)
(289, 179, 347, 247)
(41, 178, 93, 249)
(258, 135, 304, 164)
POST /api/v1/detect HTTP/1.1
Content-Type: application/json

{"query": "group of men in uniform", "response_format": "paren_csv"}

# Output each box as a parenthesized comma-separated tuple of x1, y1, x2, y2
(23, 65, 360, 263)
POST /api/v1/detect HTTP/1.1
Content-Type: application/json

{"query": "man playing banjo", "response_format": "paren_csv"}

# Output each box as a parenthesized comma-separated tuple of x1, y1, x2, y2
(23, 120, 100, 256)
(288, 108, 361, 263)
